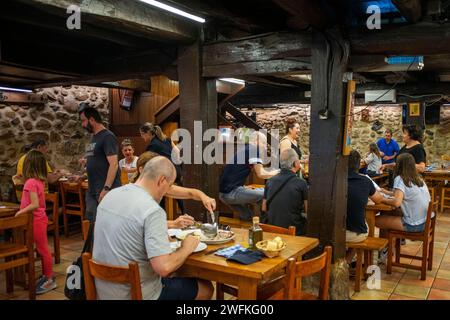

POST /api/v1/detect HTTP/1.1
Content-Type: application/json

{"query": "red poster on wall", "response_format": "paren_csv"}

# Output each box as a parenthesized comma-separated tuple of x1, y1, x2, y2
(119, 89, 134, 110)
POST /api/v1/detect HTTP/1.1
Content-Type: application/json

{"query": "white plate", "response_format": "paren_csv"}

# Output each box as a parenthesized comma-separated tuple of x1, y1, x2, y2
(170, 241, 207, 253)
(168, 229, 182, 237)
(176, 229, 235, 245)
(59, 178, 68, 182)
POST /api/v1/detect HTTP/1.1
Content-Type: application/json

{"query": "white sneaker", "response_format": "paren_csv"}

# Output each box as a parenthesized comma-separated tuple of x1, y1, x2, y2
(378, 248, 388, 264)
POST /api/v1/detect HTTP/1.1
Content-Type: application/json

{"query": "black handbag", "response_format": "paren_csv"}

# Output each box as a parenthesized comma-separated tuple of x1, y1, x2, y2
(64, 223, 94, 300)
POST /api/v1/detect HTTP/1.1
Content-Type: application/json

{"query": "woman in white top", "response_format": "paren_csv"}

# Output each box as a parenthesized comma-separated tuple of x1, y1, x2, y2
(376, 153, 430, 235)
(118, 139, 138, 183)
(362, 143, 382, 176)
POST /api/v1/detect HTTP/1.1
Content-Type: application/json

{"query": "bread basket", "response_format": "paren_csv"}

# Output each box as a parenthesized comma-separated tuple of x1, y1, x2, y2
(256, 240, 286, 258)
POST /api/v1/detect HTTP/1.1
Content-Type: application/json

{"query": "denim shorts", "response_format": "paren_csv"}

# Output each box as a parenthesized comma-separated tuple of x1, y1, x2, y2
(157, 277, 198, 300)
(402, 221, 425, 233)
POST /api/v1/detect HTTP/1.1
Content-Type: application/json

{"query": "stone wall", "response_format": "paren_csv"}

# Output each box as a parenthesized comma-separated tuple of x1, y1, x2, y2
(239, 104, 450, 163)
(0, 86, 109, 200)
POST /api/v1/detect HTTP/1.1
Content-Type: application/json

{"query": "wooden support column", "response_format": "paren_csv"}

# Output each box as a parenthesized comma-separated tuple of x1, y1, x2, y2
(307, 28, 349, 299)
(178, 42, 218, 220)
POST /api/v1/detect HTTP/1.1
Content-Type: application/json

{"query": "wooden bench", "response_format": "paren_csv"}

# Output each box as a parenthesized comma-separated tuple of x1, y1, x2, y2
(372, 173, 389, 187)
(347, 237, 388, 292)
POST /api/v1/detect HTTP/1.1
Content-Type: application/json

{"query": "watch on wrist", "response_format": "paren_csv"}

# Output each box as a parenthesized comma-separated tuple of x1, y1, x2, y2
(103, 185, 111, 191)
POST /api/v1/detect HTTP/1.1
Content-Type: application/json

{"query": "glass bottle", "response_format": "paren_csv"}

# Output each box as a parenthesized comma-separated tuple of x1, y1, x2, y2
(248, 216, 263, 250)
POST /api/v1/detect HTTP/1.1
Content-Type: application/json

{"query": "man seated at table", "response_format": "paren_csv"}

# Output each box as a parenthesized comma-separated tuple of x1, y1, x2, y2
(15, 139, 64, 200)
(93, 156, 213, 300)
(262, 149, 308, 235)
(219, 131, 279, 221)
(346, 150, 383, 265)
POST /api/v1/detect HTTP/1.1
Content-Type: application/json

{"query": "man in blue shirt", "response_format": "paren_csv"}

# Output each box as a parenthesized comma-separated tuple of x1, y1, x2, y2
(219, 132, 279, 221)
(377, 129, 400, 164)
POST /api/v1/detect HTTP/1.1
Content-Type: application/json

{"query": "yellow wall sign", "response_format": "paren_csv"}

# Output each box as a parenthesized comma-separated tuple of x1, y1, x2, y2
(409, 102, 421, 116)
(342, 80, 356, 156)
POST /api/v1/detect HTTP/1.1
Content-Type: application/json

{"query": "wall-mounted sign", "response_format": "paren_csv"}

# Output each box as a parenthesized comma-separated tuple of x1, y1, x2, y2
(409, 102, 421, 117)
(119, 89, 134, 110)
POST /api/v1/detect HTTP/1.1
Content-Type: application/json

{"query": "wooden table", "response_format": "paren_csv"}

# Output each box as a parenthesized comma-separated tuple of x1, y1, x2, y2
(423, 169, 450, 183)
(365, 203, 396, 237)
(178, 228, 319, 300)
(0, 203, 19, 218)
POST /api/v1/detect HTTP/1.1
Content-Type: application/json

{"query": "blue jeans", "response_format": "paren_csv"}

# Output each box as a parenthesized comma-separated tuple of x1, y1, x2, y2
(402, 221, 425, 233)
(219, 186, 264, 221)
(85, 192, 99, 222)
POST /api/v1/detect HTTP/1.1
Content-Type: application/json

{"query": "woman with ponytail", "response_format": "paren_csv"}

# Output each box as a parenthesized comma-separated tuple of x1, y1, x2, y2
(140, 122, 185, 212)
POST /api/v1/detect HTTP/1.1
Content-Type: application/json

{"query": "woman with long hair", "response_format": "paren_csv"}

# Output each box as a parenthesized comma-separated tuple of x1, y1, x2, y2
(376, 153, 430, 234)
(15, 150, 57, 294)
(132, 152, 216, 229)
(362, 142, 382, 176)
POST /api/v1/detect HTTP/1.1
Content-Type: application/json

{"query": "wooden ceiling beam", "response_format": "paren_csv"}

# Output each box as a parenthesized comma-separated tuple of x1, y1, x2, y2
(272, 0, 331, 30)
(392, 0, 422, 23)
(16, 0, 198, 44)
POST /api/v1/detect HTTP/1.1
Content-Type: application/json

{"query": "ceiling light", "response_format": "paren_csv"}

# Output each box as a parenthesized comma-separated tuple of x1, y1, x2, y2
(138, 0, 205, 23)
(218, 78, 246, 85)
(0, 86, 33, 93)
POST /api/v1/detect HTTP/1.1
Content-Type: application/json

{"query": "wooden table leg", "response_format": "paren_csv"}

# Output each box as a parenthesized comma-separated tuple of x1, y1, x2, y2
(365, 209, 376, 238)
(237, 277, 258, 300)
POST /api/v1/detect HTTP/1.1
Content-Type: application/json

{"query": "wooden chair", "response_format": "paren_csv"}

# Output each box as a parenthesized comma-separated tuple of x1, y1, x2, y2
(387, 201, 436, 280)
(441, 186, 450, 213)
(347, 237, 388, 292)
(82, 252, 142, 300)
(11, 175, 24, 203)
(82, 220, 91, 241)
(260, 224, 296, 236)
(60, 182, 85, 237)
(271, 246, 333, 300)
(216, 224, 296, 300)
(0, 213, 36, 300)
(45, 192, 60, 264)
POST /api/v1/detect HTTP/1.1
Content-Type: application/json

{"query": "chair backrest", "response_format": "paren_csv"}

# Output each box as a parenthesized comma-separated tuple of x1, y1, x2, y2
(284, 246, 332, 300)
(260, 223, 296, 236)
(82, 252, 142, 300)
(82, 220, 90, 241)
(60, 182, 85, 208)
(424, 201, 435, 237)
(0, 213, 34, 246)
(45, 192, 59, 222)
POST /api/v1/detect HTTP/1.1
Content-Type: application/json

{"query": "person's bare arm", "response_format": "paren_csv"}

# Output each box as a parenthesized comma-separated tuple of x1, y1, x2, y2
(253, 164, 279, 179)
(303, 200, 308, 214)
(99, 154, 119, 202)
(261, 199, 267, 212)
(279, 139, 291, 155)
(149, 235, 199, 277)
(15, 191, 39, 216)
(381, 189, 404, 207)
(47, 172, 63, 184)
(369, 190, 384, 204)
(166, 185, 216, 213)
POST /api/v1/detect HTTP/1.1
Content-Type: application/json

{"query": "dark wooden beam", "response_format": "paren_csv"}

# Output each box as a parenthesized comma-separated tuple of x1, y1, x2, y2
(308, 28, 348, 280)
(204, 23, 450, 69)
(272, 0, 331, 30)
(203, 59, 310, 77)
(350, 22, 450, 55)
(392, 0, 422, 23)
(203, 32, 312, 66)
(17, 0, 199, 44)
(178, 42, 218, 219)
(155, 97, 180, 124)
(229, 83, 309, 106)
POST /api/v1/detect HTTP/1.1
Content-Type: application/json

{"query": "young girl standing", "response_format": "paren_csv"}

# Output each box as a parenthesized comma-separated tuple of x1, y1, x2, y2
(15, 150, 56, 295)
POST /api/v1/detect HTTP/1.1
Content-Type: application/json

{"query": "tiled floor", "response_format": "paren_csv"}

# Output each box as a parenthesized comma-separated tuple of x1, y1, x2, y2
(1, 210, 450, 300)
(351, 209, 450, 300)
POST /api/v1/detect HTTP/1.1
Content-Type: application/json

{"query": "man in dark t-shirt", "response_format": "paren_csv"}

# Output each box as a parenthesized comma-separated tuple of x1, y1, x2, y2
(263, 149, 308, 235)
(79, 105, 120, 221)
(346, 150, 383, 263)
(219, 132, 279, 221)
